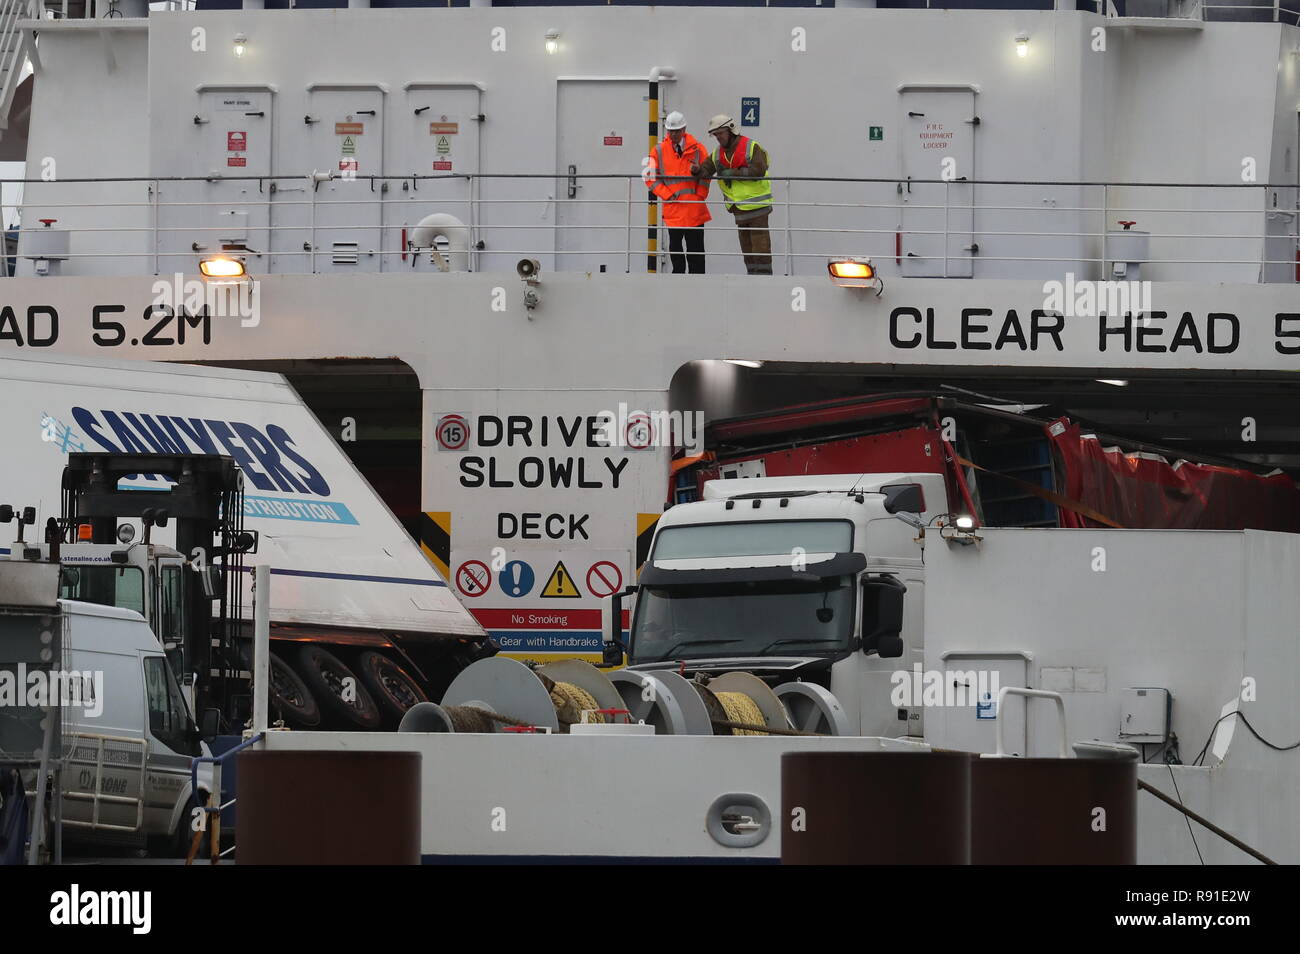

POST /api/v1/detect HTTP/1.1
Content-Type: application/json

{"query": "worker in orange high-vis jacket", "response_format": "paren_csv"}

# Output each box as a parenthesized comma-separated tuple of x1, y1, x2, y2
(645, 111, 712, 274)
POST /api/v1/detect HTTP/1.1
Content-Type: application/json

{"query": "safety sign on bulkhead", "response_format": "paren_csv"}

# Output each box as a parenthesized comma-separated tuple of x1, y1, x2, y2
(540, 561, 581, 599)
(436, 136, 451, 156)
(341, 135, 357, 156)
(455, 559, 492, 598)
(435, 414, 470, 451)
(585, 560, 623, 599)
(501, 560, 535, 598)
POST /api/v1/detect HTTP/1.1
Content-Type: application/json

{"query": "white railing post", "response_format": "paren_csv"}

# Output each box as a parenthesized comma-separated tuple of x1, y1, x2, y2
(1100, 183, 1108, 280)
(784, 179, 793, 277)
(151, 179, 159, 275)
(943, 179, 950, 278)
(625, 176, 632, 274)
(252, 564, 270, 732)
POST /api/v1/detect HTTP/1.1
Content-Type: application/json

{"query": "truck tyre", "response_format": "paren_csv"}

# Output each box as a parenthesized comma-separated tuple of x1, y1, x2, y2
(270, 653, 321, 728)
(357, 651, 429, 723)
(294, 645, 382, 730)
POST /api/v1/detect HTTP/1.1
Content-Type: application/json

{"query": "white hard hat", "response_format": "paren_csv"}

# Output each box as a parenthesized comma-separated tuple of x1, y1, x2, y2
(708, 114, 736, 135)
(664, 111, 686, 131)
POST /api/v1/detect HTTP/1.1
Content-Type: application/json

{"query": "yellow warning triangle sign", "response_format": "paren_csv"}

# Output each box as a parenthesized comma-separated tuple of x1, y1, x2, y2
(540, 560, 582, 598)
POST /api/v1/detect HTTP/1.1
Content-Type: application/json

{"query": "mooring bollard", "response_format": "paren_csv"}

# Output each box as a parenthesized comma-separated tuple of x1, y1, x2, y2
(971, 743, 1137, 864)
(781, 751, 972, 864)
(237, 750, 422, 865)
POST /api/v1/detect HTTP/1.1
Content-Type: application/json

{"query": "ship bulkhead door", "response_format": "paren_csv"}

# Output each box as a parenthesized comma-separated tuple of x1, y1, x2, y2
(402, 86, 482, 272)
(899, 90, 975, 278)
(306, 89, 385, 273)
(187, 91, 272, 272)
(556, 79, 646, 274)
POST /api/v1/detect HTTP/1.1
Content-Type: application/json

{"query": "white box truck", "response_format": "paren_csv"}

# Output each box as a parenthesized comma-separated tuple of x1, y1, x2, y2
(0, 352, 489, 735)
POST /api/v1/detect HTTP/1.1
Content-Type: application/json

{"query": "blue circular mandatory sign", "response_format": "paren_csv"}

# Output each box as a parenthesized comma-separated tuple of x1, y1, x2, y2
(501, 560, 536, 598)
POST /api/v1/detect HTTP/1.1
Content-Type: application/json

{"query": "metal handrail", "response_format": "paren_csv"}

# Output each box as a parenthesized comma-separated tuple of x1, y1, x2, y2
(189, 730, 264, 805)
(993, 687, 1068, 759)
(8, 172, 1298, 278)
(184, 731, 263, 863)
(54, 731, 147, 833)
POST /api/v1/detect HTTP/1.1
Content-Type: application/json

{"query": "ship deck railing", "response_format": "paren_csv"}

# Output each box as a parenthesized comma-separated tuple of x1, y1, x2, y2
(6, 173, 1300, 282)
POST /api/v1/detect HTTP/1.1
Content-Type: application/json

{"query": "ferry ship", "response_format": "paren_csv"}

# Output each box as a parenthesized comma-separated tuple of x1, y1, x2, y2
(1, 0, 1299, 866)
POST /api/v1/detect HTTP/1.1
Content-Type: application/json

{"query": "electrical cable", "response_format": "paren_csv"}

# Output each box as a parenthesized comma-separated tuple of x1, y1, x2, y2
(1167, 762, 1204, 865)
(1193, 709, 1300, 767)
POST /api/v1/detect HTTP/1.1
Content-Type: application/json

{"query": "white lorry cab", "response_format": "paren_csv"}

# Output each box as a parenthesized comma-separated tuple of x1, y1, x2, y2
(57, 598, 209, 854)
(610, 473, 947, 738)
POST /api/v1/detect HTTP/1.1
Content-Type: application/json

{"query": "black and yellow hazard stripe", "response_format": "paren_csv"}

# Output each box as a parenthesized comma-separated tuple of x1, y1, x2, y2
(636, 512, 660, 574)
(420, 510, 451, 580)
(647, 79, 659, 272)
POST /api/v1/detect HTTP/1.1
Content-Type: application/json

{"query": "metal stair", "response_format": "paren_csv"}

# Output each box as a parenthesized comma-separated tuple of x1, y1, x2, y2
(0, 0, 35, 136)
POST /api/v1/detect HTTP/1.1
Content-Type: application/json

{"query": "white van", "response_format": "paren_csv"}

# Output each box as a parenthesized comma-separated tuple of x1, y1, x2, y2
(57, 599, 210, 855)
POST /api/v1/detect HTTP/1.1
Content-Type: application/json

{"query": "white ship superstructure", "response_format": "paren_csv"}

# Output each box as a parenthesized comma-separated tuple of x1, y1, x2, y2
(0, 1, 1298, 866)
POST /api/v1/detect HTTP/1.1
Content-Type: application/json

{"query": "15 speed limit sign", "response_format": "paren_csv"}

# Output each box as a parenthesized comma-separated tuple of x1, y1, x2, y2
(436, 413, 470, 451)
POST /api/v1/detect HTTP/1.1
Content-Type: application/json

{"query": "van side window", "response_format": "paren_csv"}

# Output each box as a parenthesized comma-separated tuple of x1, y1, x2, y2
(143, 657, 196, 754)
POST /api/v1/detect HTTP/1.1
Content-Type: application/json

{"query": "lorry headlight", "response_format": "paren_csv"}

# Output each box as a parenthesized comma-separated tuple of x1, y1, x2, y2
(116, 524, 136, 544)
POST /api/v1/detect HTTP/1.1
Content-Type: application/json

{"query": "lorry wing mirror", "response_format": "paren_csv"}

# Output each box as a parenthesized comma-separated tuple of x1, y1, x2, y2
(600, 585, 638, 668)
(882, 483, 924, 515)
(200, 708, 221, 739)
(200, 565, 223, 599)
(861, 575, 906, 658)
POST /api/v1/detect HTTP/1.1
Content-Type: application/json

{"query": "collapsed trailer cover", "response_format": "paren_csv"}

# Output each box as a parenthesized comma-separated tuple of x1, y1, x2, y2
(1046, 419, 1300, 532)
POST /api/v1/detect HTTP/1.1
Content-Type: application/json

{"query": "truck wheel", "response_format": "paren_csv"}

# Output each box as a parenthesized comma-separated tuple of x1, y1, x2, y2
(294, 646, 382, 730)
(270, 654, 321, 728)
(357, 651, 429, 723)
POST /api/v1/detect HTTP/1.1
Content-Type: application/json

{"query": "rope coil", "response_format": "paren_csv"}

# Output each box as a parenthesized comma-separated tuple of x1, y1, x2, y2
(715, 691, 767, 736)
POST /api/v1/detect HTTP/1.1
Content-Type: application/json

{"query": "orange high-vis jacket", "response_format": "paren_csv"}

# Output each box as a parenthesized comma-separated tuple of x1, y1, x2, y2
(647, 133, 712, 228)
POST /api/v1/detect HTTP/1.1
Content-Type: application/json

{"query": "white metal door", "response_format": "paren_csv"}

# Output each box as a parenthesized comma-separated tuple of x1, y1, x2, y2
(935, 654, 1027, 756)
(306, 89, 385, 273)
(186, 91, 272, 272)
(556, 80, 646, 274)
(401, 86, 482, 272)
(900, 90, 975, 278)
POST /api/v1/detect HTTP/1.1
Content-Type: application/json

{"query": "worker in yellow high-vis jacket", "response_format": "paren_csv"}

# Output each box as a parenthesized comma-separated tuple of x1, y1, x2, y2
(691, 114, 773, 275)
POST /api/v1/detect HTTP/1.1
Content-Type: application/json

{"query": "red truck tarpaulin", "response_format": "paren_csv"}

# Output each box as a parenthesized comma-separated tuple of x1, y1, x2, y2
(1046, 418, 1300, 532)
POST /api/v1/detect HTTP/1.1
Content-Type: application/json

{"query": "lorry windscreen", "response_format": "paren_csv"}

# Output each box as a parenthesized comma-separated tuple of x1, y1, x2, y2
(652, 519, 853, 560)
(60, 566, 144, 616)
(631, 575, 855, 663)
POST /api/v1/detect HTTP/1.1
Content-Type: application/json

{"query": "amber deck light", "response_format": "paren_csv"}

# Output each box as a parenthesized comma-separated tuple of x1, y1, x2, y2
(828, 257, 879, 289)
(199, 255, 246, 280)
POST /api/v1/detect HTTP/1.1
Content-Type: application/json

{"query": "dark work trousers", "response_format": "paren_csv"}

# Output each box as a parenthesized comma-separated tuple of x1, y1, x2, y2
(667, 226, 706, 274)
(735, 208, 773, 275)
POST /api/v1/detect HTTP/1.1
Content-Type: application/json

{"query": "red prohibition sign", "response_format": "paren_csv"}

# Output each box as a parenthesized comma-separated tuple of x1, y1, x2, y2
(437, 414, 470, 451)
(456, 560, 492, 598)
(586, 560, 623, 599)
(625, 413, 652, 450)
